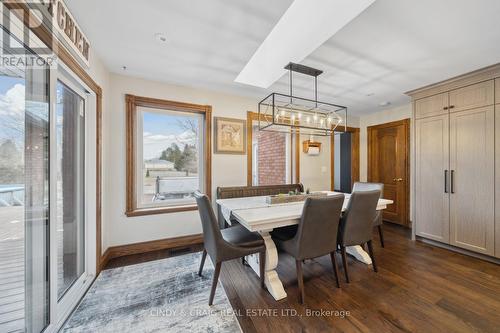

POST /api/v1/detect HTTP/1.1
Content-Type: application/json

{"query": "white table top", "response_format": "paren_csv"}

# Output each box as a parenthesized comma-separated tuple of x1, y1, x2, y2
(216, 191, 393, 232)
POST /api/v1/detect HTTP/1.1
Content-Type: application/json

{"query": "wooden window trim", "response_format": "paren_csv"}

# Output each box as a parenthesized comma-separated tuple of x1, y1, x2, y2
(246, 111, 300, 186)
(125, 94, 212, 217)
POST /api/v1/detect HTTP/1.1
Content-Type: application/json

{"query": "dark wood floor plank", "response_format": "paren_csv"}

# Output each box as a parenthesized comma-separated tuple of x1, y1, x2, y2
(218, 224, 500, 333)
(105, 224, 500, 333)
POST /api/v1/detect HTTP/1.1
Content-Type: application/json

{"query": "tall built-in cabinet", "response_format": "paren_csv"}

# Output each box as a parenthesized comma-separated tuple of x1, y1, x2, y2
(408, 64, 500, 258)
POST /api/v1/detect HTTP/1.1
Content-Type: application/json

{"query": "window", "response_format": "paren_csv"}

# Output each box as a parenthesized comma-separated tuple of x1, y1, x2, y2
(126, 95, 211, 216)
(247, 112, 299, 186)
(252, 128, 292, 185)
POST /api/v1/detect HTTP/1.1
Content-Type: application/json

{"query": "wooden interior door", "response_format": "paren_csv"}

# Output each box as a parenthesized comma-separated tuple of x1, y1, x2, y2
(368, 119, 409, 226)
(449, 106, 495, 255)
(415, 115, 450, 242)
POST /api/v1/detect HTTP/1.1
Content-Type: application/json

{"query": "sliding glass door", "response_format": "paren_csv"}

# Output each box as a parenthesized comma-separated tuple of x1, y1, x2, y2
(0, 28, 51, 333)
(52, 72, 95, 320)
(0, 5, 96, 332)
(54, 76, 87, 307)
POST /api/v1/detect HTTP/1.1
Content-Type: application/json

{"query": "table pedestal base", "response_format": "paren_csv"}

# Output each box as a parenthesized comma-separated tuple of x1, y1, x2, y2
(245, 233, 372, 301)
(245, 231, 287, 301)
(346, 245, 372, 264)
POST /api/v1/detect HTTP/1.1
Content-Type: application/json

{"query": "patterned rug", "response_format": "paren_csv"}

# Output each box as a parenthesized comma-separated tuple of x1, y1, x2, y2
(62, 252, 241, 333)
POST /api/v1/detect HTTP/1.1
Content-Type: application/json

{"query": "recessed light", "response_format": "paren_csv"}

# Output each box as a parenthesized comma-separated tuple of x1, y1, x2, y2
(154, 33, 168, 43)
(379, 101, 391, 107)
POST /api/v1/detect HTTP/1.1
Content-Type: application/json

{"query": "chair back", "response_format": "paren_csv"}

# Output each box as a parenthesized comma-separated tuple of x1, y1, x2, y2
(341, 190, 380, 246)
(352, 182, 384, 197)
(292, 195, 344, 260)
(352, 182, 384, 226)
(194, 191, 223, 259)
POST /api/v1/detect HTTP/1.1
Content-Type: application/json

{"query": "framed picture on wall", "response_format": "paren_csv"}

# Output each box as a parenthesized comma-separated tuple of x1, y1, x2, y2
(214, 117, 246, 154)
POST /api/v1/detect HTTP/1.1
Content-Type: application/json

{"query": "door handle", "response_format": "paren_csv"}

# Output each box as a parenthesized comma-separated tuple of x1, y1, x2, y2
(450, 170, 455, 194)
(392, 178, 403, 182)
(444, 170, 448, 193)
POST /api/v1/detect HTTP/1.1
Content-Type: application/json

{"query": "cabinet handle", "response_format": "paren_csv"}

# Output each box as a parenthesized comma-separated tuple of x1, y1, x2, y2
(450, 170, 455, 193)
(443, 106, 449, 110)
(444, 170, 448, 193)
(449, 105, 455, 109)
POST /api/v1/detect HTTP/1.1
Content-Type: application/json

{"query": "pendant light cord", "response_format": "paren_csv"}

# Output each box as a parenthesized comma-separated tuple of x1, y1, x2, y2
(315, 76, 318, 108)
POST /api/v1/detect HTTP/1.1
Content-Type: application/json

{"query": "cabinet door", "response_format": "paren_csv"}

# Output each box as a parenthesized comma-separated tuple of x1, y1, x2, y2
(449, 106, 495, 255)
(449, 80, 494, 113)
(415, 115, 449, 242)
(496, 78, 500, 105)
(493, 85, 500, 258)
(415, 93, 449, 119)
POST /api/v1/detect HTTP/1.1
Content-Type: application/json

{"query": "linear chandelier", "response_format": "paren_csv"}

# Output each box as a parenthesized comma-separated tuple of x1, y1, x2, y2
(258, 62, 347, 136)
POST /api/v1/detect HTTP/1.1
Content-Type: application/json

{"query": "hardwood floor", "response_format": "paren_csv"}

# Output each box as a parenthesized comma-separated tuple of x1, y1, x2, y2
(220, 224, 500, 333)
(104, 224, 500, 333)
(104, 243, 203, 269)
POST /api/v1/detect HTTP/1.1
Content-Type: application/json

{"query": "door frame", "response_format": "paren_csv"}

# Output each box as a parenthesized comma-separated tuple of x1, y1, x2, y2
(330, 126, 360, 191)
(367, 118, 410, 226)
(49, 62, 97, 328)
(5, 2, 104, 274)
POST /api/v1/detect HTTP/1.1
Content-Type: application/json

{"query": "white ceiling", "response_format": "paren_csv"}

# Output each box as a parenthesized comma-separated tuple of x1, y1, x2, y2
(66, 0, 500, 116)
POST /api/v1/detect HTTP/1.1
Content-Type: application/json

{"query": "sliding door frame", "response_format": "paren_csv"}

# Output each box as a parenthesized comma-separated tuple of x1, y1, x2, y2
(48, 62, 97, 330)
(4, 2, 104, 275)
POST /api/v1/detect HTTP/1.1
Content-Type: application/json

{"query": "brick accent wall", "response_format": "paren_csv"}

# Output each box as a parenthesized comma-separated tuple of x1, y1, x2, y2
(257, 131, 287, 185)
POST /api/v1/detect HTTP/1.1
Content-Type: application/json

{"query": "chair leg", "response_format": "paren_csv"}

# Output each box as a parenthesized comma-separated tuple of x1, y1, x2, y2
(295, 259, 305, 304)
(198, 250, 207, 276)
(330, 252, 340, 288)
(341, 246, 349, 283)
(378, 225, 385, 248)
(208, 262, 222, 306)
(367, 240, 378, 272)
(259, 251, 266, 289)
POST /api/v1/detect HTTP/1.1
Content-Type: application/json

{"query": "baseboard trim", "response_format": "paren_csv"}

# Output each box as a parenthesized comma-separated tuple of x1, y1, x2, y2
(100, 234, 204, 270)
(417, 237, 500, 264)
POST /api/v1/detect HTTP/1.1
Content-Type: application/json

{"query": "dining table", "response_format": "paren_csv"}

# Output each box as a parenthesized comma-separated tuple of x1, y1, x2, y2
(216, 191, 393, 301)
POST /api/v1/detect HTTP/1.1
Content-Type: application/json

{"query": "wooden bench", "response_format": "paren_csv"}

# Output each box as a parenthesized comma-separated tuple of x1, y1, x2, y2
(216, 184, 304, 228)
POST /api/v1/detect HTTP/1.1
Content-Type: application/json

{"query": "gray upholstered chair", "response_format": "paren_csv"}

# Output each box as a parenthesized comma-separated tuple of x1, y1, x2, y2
(352, 182, 385, 247)
(194, 191, 266, 305)
(339, 190, 380, 283)
(272, 195, 344, 304)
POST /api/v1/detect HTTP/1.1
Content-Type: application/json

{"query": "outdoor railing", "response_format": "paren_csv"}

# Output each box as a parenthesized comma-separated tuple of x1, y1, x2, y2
(0, 185, 24, 207)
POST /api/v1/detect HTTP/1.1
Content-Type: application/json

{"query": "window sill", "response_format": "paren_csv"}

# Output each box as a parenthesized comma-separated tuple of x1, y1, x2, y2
(125, 204, 198, 217)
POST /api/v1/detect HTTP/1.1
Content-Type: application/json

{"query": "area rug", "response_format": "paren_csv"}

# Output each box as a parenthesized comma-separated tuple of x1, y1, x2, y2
(62, 252, 241, 333)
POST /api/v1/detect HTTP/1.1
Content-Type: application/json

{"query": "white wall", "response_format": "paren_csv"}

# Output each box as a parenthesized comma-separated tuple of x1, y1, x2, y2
(296, 115, 360, 191)
(358, 103, 413, 221)
(299, 135, 331, 191)
(103, 74, 256, 248)
(101, 74, 357, 249)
